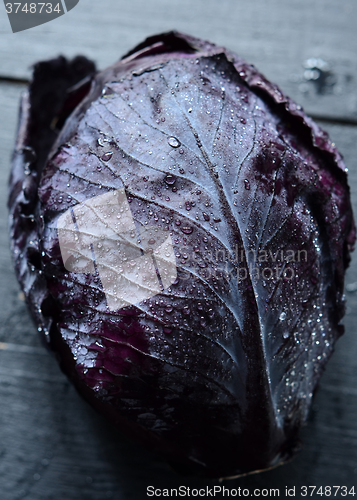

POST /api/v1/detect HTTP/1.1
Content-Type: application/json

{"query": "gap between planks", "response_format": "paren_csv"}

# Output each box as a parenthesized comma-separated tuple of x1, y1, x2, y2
(1, 75, 356, 127)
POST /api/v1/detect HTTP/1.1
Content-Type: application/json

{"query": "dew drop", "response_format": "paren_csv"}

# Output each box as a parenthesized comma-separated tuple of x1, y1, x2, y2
(164, 174, 176, 185)
(279, 312, 287, 321)
(181, 226, 193, 235)
(101, 152, 113, 161)
(168, 137, 181, 148)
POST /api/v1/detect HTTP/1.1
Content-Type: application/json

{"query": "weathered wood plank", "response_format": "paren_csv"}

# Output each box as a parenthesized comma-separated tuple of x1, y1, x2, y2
(1, 74, 357, 498)
(0, 342, 357, 499)
(0, 0, 357, 122)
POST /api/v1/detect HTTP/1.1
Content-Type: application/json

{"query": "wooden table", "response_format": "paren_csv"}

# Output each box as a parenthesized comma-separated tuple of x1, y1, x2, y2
(0, 1, 356, 498)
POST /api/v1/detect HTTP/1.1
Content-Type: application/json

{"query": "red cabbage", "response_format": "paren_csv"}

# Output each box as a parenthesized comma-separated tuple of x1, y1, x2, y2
(8, 31, 355, 478)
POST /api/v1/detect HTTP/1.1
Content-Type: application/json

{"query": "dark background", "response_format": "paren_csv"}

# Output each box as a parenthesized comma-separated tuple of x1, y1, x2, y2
(0, 1, 356, 498)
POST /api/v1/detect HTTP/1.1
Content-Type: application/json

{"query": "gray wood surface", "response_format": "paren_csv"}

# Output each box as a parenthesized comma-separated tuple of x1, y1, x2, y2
(0, 0, 357, 122)
(1, 1, 357, 498)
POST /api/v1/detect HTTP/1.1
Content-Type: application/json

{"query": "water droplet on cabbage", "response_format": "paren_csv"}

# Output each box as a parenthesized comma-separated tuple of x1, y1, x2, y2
(168, 137, 181, 148)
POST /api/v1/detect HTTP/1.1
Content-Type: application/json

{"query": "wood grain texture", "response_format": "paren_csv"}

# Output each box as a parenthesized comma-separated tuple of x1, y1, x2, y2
(0, 0, 357, 122)
(1, 2, 357, 497)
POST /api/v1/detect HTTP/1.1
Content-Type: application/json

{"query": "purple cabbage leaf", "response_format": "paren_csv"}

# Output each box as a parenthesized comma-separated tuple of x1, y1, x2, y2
(8, 31, 355, 477)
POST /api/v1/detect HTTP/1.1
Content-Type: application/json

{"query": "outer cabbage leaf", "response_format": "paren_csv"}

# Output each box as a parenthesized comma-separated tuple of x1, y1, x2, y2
(8, 32, 355, 477)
